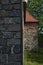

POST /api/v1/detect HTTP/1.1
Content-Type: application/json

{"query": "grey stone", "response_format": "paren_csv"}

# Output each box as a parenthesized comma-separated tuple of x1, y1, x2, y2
(13, 45, 21, 53)
(0, 32, 3, 38)
(5, 46, 11, 54)
(0, 46, 11, 54)
(5, 24, 20, 31)
(2, 4, 20, 10)
(13, 4, 20, 9)
(0, 38, 6, 46)
(2, 32, 13, 38)
(0, 54, 8, 63)
(0, 18, 4, 24)
(2, 17, 21, 24)
(0, 4, 1, 9)
(7, 39, 20, 45)
(0, 25, 6, 31)
(4, 62, 21, 65)
(1, 0, 9, 4)
(5, 63, 14, 65)
(14, 32, 21, 38)
(0, 10, 8, 17)
(10, 17, 21, 24)
(0, 24, 20, 31)
(8, 10, 20, 17)
(0, 63, 4, 65)
(0, 10, 20, 17)
(8, 54, 21, 62)
(10, 0, 20, 3)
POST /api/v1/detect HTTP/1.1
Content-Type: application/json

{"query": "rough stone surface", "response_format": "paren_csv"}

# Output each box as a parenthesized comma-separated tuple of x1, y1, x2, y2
(0, 24, 21, 31)
(10, 0, 20, 3)
(2, 4, 20, 10)
(2, 32, 13, 38)
(0, 38, 6, 46)
(8, 54, 21, 62)
(24, 23, 38, 51)
(7, 39, 20, 45)
(0, 10, 20, 17)
(1, 0, 9, 4)
(0, 0, 22, 64)
(0, 54, 8, 63)
(0, 17, 21, 24)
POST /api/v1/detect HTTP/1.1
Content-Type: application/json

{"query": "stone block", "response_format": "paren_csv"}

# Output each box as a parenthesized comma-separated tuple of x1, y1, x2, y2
(4, 62, 21, 65)
(0, 63, 4, 65)
(0, 38, 6, 46)
(1, 0, 9, 4)
(0, 46, 11, 54)
(2, 32, 13, 38)
(2, 17, 21, 24)
(0, 54, 8, 63)
(4, 24, 20, 31)
(13, 44, 21, 53)
(0, 25, 6, 31)
(10, 17, 21, 24)
(0, 10, 20, 17)
(0, 24, 20, 31)
(0, 31, 3, 38)
(10, 0, 20, 3)
(0, 18, 4, 24)
(5, 46, 11, 54)
(2, 4, 20, 10)
(8, 54, 21, 62)
(0, 10, 8, 17)
(0, 4, 1, 9)
(8, 10, 20, 17)
(14, 32, 21, 38)
(7, 39, 20, 45)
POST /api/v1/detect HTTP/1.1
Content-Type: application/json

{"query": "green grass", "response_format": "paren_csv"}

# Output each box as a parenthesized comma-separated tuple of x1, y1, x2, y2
(24, 48, 43, 65)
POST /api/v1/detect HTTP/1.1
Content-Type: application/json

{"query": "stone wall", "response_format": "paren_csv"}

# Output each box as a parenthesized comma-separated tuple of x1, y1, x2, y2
(24, 23, 38, 51)
(0, 0, 22, 65)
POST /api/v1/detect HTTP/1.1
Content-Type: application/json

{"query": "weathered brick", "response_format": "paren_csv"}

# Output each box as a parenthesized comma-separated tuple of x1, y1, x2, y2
(7, 39, 20, 45)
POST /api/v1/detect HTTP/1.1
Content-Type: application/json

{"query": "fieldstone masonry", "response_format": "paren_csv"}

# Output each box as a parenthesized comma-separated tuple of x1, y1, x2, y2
(0, 0, 22, 65)
(24, 23, 38, 51)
